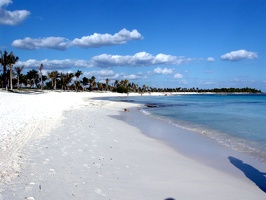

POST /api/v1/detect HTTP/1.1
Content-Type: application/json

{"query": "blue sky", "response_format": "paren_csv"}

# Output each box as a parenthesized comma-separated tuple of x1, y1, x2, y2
(1, 0, 266, 91)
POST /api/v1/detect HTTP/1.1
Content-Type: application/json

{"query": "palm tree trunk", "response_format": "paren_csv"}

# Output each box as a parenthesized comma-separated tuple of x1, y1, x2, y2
(17, 76, 20, 88)
(3, 66, 7, 90)
(10, 65, 13, 90)
(54, 79, 57, 90)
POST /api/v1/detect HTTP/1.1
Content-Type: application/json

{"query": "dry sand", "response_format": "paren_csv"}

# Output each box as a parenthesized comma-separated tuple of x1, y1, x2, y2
(0, 91, 265, 199)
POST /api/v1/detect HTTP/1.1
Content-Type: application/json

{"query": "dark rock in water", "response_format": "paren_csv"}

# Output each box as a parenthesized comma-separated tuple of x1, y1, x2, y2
(146, 104, 158, 108)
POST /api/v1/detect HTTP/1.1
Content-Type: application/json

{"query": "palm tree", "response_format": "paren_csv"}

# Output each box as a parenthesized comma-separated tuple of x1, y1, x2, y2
(74, 70, 83, 91)
(26, 69, 39, 88)
(48, 71, 59, 90)
(81, 77, 89, 91)
(114, 80, 119, 89)
(0, 51, 19, 90)
(89, 76, 96, 91)
(14, 65, 24, 88)
(97, 82, 103, 91)
(7, 52, 19, 90)
(59, 72, 65, 90)
(20, 74, 27, 88)
(0, 50, 8, 89)
(105, 78, 109, 91)
(119, 80, 125, 87)
(124, 79, 129, 87)
(39, 64, 44, 90)
(60, 72, 74, 90)
(142, 84, 147, 93)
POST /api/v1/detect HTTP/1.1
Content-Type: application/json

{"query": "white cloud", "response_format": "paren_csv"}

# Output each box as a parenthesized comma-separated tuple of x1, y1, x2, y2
(12, 29, 142, 50)
(0, 0, 30, 25)
(92, 52, 192, 67)
(174, 73, 183, 79)
(207, 57, 215, 62)
(154, 67, 174, 74)
(15, 52, 192, 70)
(84, 70, 116, 77)
(123, 74, 141, 80)
(0, 0, 12, 7)
(71, 28, 143, 48)
(12, 37, 70, 50)
(220, 49, 258, 61)
(16, 59, 93, 69)
(84, 70, 120, 81)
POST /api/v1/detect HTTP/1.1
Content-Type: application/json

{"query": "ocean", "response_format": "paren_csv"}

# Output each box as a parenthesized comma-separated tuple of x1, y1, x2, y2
(103, 94, 266, 164)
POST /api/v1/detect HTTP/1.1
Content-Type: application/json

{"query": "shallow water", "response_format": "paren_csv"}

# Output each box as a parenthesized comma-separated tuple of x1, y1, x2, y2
(103, 94, 266, 164)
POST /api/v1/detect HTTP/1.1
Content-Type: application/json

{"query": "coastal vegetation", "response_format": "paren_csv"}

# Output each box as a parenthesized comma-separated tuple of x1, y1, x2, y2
(0, 50, 262, 94)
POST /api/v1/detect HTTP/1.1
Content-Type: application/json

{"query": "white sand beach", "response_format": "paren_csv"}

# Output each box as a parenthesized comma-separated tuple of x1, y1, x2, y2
(0, 91, 265, 200)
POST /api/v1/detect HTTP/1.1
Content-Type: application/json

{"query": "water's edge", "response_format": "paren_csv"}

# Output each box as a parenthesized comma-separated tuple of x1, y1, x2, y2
(111, 103, 266, 181)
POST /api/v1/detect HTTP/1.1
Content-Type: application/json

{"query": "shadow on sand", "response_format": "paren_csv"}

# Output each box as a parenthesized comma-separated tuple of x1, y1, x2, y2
(228, 156, 266, 193)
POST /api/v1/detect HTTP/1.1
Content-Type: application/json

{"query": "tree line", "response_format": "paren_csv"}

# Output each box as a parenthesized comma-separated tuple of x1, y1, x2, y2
(0, 50, 262, 93)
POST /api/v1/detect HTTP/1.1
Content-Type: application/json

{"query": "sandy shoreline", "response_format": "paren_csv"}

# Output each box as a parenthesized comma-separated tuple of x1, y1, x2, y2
(0, 91, 265, 199)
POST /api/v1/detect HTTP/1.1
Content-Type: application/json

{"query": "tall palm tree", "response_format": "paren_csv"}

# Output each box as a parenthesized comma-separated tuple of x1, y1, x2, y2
(105, 78, 109, 91)
(7, 52, 19, 90)
(74, 70, 83, 91)
(0, 50, 8, 89)
(15, 65, 24, 88)
(39, 64, 43, 90)
(0, 51, 19, 90)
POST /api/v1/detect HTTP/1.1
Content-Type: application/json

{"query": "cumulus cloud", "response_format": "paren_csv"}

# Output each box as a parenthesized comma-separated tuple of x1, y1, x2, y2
(12, 29, 143, 50)
(174, 73, 183, 79)
(122, 74, 141, 80)
(15, 52, 192, 69)
(84, 70, 117, 78)
(92, 52, 191, 67)
(0, 0, 12, 7)
(15, 59, 93, 69)
(72, 28, 143, 48)
(84, 70, 121, 82)
(154, 67, 174, 75)
(207, 57, 215, 62)
(12, 37, 70, 50)
(220, 49, 258, 61)
(0, 0, 30, 25)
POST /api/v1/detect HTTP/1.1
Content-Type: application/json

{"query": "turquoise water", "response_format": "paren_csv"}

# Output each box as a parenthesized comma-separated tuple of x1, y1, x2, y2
(104, 94, 266, 163)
